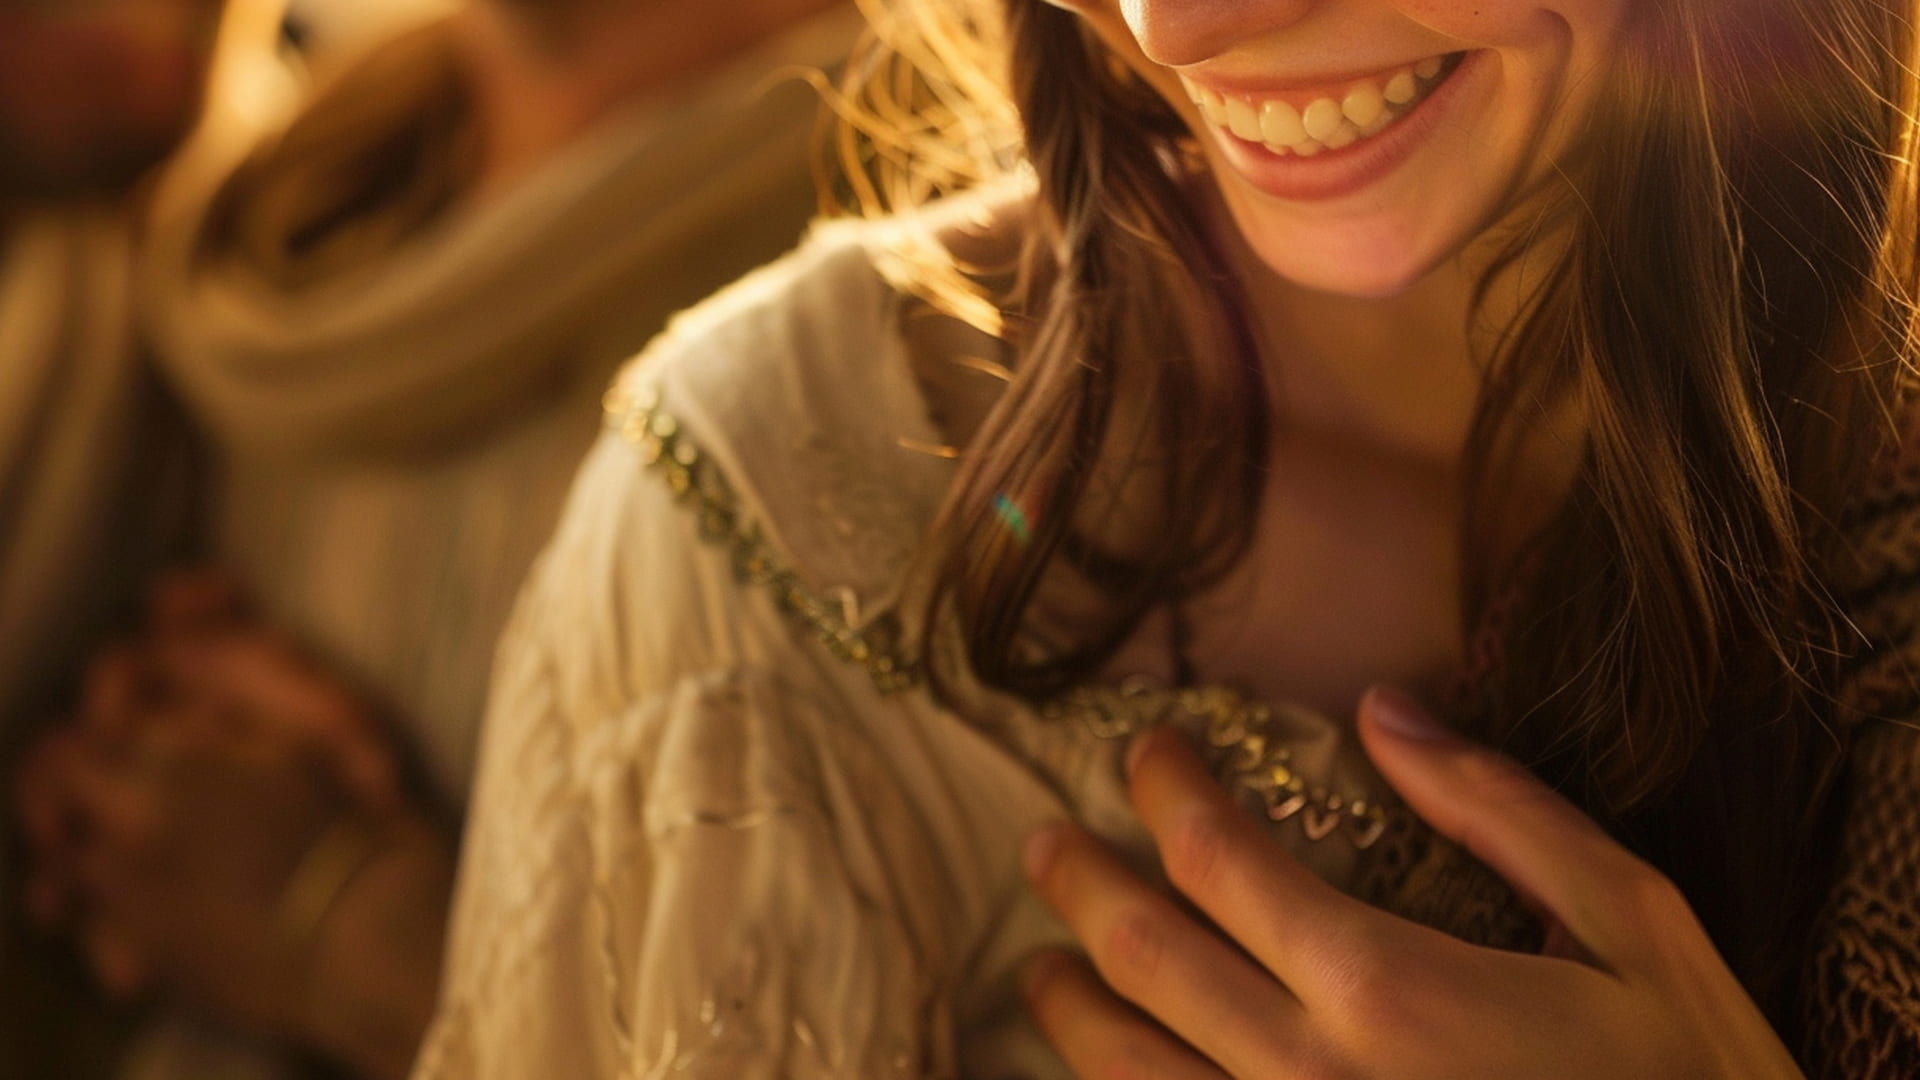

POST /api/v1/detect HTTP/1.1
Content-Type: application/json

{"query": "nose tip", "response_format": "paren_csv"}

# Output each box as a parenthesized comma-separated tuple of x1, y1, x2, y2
(1117, 0, 1317, 69)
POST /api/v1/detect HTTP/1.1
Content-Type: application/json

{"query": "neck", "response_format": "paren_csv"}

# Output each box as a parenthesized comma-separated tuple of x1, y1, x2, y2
(455, 0, 841, 188)
(1206, 189, 1576, 484)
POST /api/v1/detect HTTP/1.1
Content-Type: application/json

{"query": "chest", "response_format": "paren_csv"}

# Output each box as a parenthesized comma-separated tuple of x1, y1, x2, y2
(1113, 433, 1469, 718)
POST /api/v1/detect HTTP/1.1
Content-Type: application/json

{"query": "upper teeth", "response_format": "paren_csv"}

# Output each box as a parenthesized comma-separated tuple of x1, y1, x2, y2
(1181, 56, 1455, 158)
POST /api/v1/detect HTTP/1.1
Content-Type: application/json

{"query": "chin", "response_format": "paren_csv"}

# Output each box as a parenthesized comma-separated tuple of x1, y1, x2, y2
(1239, 215, 1455, 299)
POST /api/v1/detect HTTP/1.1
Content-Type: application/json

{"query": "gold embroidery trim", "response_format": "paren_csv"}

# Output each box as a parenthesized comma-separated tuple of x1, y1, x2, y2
(604, 384, 1391, 848)
(605, 381, 919, 694)
(1044, 678, 1389, 849)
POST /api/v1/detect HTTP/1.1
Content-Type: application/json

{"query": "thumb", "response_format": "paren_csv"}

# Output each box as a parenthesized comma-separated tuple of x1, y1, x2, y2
(1356, 686, 1664, 963)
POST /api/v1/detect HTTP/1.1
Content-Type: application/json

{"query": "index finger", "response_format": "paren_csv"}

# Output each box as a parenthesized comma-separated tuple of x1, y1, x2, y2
(1125, 726, 1401, 1008)
(1355, 689, 1676, 966)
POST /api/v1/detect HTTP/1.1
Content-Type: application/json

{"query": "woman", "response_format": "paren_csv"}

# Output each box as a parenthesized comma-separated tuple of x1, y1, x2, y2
(416, 0, 1920, 1074)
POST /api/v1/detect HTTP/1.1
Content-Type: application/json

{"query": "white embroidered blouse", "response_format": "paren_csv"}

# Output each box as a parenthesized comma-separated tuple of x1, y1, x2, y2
(412, 215, 1396, 1079)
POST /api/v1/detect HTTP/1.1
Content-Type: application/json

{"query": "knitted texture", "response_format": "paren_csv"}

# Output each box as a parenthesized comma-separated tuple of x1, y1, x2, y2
(1803, 723, 1920, 1077)
(1355, 422, 1920, 1075)
(1800, 422, 1920, 1076)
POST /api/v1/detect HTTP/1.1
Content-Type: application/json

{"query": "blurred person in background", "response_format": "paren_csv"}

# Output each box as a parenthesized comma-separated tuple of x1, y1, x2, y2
(0, 0, 216, 769)
(0, 0, 224, 1075)
(15, 0, 860, 1078)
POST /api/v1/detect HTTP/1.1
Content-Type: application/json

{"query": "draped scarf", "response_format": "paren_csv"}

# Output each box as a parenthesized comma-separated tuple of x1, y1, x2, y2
(143, 10, 854, 460)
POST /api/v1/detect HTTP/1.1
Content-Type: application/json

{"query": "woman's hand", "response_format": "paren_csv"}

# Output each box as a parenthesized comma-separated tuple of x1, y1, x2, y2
(1019, 687, 1805, 1080)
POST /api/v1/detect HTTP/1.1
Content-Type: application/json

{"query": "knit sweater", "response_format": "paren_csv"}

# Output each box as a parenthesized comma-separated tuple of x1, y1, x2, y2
(1800, 426, 1920, 1077)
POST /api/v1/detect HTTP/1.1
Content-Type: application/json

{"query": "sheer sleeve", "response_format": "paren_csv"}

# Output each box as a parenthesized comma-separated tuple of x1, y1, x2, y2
(418, 656, 956, 1079)
(414, 403, 963, 1078)
(413, 227, 1047, 1079)
(607, 669, 949, 1077)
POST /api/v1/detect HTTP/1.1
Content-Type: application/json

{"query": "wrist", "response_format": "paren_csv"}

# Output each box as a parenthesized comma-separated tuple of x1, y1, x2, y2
(298, 815, 454, 1080)
(275, 818, 384, 966)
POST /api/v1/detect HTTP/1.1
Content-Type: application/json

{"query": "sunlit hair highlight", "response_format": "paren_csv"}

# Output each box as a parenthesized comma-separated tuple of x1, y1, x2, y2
(833, 0, 1920, 1014)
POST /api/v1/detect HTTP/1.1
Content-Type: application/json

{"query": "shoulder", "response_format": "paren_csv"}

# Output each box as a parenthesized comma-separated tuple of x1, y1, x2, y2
(600, 205, 1014, 612)
(515, 211, 1005, 705)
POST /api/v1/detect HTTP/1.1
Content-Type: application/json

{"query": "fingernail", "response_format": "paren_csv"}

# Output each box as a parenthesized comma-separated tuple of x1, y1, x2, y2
(1363, 685, 1455, 743)
(1023, 822, 1064, 881)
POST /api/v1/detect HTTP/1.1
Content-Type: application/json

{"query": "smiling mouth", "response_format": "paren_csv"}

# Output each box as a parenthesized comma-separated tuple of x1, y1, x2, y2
(1179, 52, 1468, 158)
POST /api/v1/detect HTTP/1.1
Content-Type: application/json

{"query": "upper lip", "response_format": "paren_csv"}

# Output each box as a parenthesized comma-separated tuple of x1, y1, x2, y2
(1178, 52, 1459, 98)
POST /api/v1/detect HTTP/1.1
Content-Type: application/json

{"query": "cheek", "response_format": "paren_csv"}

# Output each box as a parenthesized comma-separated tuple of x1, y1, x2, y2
(1396, 0, 1632, 51)
(1396, 0, 1536, 39)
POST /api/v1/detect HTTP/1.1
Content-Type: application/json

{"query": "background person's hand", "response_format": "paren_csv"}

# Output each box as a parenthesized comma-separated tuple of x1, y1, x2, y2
(1020, 687, 1805, 1079)
(14, 568, 452, 1079)
(144, 566, 403, 807)
(20, 711, 352, 1030)
(18, 569, 402, 941)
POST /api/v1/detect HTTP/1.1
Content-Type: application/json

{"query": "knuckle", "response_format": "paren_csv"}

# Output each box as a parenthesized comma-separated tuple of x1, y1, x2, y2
(1450, 750, 1575, 837)
(1161, 808, 1231, 895)
(1615, 859, 1686, 920)
(1315, 935, 1427, 1036)
(1097, 906, 1167, 992)
(1319, 936, 1395, 1012)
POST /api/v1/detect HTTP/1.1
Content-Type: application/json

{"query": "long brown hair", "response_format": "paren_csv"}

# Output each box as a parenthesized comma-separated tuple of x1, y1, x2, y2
(838, 0, 1920, 1015)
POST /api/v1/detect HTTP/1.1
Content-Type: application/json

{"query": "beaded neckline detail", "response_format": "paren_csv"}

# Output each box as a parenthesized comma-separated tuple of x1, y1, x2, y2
(1044, 678, 1389, 848)
(606, 380, 920, 694)
(605, 382, 1394, 849)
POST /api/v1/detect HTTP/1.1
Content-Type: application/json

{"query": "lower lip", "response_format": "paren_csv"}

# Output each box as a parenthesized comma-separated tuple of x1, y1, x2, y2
(1203, 50, 1486, 203)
